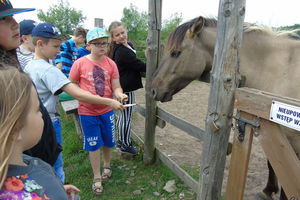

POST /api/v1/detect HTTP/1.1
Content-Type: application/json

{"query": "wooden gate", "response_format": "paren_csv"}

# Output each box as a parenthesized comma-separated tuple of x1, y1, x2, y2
(226, 87, 300, 199)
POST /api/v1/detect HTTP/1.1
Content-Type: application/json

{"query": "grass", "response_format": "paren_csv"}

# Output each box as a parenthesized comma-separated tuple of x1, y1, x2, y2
(60, 107, 197, 199)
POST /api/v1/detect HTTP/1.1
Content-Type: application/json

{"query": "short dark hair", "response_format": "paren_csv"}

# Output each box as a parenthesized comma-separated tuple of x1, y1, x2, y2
(32, 37, 50, 46)
(74, 27, 87, 38)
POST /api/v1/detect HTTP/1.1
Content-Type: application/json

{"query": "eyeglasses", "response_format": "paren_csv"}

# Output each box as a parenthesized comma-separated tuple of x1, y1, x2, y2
(90, 42, 109, 48)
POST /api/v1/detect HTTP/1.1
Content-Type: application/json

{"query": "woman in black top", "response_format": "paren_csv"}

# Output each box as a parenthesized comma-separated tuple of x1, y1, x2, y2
(108, 21, 146, 155)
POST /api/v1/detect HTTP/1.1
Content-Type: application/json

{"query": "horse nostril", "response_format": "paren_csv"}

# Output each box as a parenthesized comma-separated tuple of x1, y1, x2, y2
(151, 88, 157, 98)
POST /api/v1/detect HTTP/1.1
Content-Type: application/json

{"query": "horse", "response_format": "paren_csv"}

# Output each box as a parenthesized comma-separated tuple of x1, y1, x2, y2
(151, 16, 300, 200)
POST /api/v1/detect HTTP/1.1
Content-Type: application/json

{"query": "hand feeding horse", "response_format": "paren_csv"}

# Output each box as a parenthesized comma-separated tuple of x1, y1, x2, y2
(151, 16, 300, 200)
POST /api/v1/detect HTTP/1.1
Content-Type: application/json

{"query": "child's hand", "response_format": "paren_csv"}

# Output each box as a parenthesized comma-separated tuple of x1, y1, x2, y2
(109, 99, 125, 110)
(64, 184, 80, 200)
(117, 93, 128, 103)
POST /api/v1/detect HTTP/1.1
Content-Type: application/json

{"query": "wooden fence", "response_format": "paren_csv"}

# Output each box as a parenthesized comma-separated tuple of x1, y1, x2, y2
(144, 0, 246, 199)
(226, 88, 300, 199)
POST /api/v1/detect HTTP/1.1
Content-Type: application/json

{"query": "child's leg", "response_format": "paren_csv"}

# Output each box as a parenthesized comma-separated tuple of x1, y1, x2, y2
(102, 146, 111, 168)
(100, 110, 115, 180)
(89, 149, 101, 179)
(79, 115, 104, 194)
(117, 91, 135, 146)
(52, 120, 65, 184)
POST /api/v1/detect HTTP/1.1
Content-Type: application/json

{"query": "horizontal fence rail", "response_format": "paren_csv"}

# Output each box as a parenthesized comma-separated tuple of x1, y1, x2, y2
(135, 104, 205, 141)
(130, 129, 199, 193)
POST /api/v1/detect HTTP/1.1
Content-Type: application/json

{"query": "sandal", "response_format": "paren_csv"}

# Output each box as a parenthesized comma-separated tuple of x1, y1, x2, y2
(101, 167, 112, 180)
(92, 178, 103, 195)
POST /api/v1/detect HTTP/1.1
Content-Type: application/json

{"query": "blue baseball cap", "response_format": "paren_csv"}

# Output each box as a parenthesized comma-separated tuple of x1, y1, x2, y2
(0, 0, 35, 18)
(87, 27, 109, 43)
(32, 23, 70, 41)
(20, 19, 37, 36)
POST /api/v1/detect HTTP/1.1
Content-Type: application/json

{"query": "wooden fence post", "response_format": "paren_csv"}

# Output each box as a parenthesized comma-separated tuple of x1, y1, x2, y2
(198, 0, 246, 199)
(143, 0, 162, 164)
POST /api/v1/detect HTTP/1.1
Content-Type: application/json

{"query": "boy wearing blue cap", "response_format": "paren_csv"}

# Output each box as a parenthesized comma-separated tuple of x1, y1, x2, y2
(24, 23, 127, 184)
(69, 27, 127, 195)
(17, 19, 37, 69)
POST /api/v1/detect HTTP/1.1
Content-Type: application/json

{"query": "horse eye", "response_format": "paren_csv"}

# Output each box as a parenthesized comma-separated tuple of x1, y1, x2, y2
(170, 50, 181, 58)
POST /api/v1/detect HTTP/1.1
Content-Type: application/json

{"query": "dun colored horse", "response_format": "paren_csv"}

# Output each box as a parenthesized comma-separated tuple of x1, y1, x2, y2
(151, 16, 300, 200)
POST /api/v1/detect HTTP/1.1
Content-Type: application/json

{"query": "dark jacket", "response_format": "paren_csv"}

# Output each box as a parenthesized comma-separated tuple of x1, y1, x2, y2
(24, 84, 62, 166)
(0, 48, 61, 166)
(112, 42, 146, 92)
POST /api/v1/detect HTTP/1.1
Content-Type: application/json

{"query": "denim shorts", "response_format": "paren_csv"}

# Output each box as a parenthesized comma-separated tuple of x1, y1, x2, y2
(79, 110, 116, 151)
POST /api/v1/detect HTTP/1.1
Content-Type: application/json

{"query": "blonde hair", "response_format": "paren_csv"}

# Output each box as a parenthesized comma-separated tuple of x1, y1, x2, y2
(0, 67, 32, 187)
(107, 21, 124, 58)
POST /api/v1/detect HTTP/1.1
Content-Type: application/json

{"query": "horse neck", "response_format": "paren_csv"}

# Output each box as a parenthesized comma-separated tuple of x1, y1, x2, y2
(240, 33, 300, 99)
(199, 27, 217, 72)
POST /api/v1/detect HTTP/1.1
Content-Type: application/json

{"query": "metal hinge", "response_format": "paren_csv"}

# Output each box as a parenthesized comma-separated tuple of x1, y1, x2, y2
(233, 113, 260, 142)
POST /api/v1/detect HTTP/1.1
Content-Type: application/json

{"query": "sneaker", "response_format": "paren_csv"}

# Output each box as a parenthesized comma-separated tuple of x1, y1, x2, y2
(120, 144, 138, 155)
(116, 140, 122, 149)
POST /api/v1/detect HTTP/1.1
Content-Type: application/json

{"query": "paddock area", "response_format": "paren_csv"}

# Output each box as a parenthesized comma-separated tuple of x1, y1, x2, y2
(132, 81, 280, 200)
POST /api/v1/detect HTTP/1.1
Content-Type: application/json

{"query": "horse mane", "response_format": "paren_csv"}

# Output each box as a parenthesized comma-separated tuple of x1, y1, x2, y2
(167, 17, 217, 52)
(166, 16, 299, 53)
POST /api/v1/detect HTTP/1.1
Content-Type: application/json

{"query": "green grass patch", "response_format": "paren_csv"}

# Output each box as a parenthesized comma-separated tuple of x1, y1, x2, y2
(60, 108, 197, 199)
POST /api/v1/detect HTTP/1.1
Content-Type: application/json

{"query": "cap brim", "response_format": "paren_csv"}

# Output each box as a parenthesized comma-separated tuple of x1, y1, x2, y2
(52, 34, 71, 41)
(0, 8, 35, 17)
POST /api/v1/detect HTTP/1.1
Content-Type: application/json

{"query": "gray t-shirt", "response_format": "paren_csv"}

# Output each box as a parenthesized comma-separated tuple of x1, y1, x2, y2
(1, 155, 69, 199)
(25, 59, 70, 121)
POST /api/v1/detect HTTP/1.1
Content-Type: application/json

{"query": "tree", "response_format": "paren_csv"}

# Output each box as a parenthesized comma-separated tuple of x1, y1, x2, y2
(278, 24, 300, 31)
(37, 0, 86, 35)
(120, 4, 182, 62)
(121, 4, 148, 42)
(161, 13, 183, 42)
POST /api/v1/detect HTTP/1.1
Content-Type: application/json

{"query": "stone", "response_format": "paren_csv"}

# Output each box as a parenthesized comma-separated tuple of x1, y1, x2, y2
(163, 180, 176, 193)
(133, 190, 142, 195)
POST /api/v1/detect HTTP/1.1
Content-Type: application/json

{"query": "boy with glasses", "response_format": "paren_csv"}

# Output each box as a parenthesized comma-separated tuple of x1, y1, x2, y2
(69, 27, 127, 195)
(25, 24, 126, 185)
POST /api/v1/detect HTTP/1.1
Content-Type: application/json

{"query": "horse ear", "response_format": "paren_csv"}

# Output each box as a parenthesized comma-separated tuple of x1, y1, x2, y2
(189, 16, 205, 38)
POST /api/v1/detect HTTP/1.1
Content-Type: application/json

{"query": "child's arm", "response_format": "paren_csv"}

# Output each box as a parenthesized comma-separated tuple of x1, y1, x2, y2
(62, 83, 124, 110)
(112, 78, 128, 103)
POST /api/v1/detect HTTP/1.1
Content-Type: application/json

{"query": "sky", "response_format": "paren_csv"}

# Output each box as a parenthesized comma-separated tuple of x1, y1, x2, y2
(13, 0, 300, 29)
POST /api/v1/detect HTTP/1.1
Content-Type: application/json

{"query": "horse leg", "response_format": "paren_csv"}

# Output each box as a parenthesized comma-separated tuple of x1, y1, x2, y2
(262, 161, 279, 197)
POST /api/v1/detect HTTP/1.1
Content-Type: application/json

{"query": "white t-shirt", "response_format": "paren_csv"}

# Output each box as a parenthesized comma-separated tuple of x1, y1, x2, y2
(24, 59, 70, 121)
(16, 46, 34, 70)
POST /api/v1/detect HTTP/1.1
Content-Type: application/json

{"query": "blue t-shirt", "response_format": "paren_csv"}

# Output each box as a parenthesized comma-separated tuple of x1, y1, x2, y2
(55, 39, 79, 77)
(77, 45, 90, 59)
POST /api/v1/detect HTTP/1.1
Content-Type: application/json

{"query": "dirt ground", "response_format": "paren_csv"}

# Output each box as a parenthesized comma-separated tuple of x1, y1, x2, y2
(132, 81, 280, 200)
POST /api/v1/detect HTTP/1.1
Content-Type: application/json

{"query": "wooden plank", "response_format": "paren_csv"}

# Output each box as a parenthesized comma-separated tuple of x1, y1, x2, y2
(235, 87, 300, 120)
(199, 0, 246, 198)
(156, 147, 199, 193)
(258, 119, 300, 199)
(60, 100, 78, 114)
(135, 105, 205, 141)
(71, 113, 82, 136)
(157, 107, 205, 141)
(135, 105, 166, 129)
(131, 129, 144, 147)
(143, 0, 161, 164)
(131, 129, 199, 193)
(226, 111, 254, 200)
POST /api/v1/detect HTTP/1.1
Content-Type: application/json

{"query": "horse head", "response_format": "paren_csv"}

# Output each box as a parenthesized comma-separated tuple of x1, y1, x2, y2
(151, 16, 216, 102)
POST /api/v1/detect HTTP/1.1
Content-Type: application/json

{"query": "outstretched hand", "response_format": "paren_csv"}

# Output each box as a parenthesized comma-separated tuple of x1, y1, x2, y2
(109, 99, 125, 110)
(64, 184, 80, 200)
(116, 93, 128, 103)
